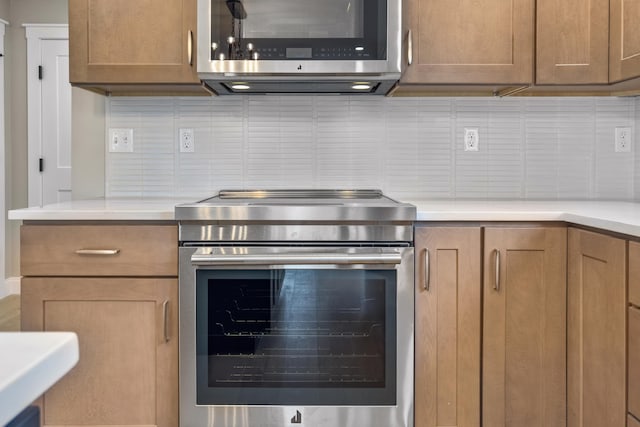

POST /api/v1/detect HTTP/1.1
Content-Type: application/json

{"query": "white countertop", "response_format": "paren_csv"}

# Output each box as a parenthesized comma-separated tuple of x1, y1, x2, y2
(0, 332, 79, 426)
(8, 198, 640, 238)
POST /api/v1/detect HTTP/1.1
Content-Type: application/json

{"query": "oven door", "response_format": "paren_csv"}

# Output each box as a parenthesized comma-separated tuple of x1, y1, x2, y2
(179, 246, 414, 427)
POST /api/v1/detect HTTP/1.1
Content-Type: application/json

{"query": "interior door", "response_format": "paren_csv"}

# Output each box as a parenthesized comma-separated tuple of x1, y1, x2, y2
(41, 39, 72, 205)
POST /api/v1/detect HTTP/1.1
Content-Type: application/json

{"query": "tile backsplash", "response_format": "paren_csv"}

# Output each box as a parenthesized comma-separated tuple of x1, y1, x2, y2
(106, 96, 640, 201)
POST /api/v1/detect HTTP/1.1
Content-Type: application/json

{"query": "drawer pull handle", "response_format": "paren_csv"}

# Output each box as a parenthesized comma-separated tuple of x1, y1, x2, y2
(407, 29, 413, 66)
(163, 300, 170, 343)
(188, 30, 194, 66)
(75, 249, 120, 256)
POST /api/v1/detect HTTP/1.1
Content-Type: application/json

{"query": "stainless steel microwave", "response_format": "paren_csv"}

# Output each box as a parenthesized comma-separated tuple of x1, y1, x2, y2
(197, 0, 402, 95)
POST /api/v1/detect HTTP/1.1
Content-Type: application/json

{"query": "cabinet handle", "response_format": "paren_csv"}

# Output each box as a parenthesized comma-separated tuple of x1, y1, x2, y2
(163, 300, 170, 343)
(188, 30, 194, 66)
(423, 248, 430, 291)
(74, 249, 120, 256)
(493, 249, 500, 292)
(407, 30, 413, 66)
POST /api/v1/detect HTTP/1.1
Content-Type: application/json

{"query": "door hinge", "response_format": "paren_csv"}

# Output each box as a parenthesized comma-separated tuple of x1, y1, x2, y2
(39, 158, 44, 172)
(38, 65, 43, 80)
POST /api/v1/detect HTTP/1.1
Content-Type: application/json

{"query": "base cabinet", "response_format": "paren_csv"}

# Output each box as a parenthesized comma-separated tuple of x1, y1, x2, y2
(415, 225, 566, 427)
(19, 223, 179, 427)
(483, 227, 567, 427)
(568, 228, 627, 427)
(414, 227, 481, 427)
(21, 278, 178, 427)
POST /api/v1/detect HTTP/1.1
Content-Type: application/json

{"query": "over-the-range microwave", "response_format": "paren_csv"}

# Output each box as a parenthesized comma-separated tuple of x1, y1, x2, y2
(197, 0, 402, 95)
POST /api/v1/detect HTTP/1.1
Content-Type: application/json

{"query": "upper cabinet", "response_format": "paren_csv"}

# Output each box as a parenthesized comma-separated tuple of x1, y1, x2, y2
(400, 0, 535, 85)
(610, 0, 640, 82)
(397, 0, 640, 93)
(536, 0, 609, 84)
(69, 0, 209, 95)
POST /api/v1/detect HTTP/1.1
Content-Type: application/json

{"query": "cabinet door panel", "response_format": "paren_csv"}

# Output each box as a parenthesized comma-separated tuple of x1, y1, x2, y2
(630, 241, 640, 307)
(402, 0, 534, 84)
(610, 0, 640, 82)
(415, 227, 481, 427)
(629, 307, 640, 419)
(70, 0, 199, 84)
(483, 227, 566, 427)
(21, 277, 178, 427)
(536, 0, 608, 84)
(568, 228, 626, 427)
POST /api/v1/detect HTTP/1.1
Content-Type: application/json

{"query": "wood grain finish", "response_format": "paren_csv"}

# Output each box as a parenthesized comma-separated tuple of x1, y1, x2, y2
(401, 0, 534, 84)
(21, 277, 178, 427)
(536, 0, 608, 84)
(631, 241, 640, 307)
(69, 0, 201, 85)
(568, 228, 626, 427)
(21, 224, 177, 276)
(610, 0, 640, 82)
(630, 415, 640, 427)
(483, 226, 567, 427)
(414, 227, 481, 427)
(630, 307, 640, 420)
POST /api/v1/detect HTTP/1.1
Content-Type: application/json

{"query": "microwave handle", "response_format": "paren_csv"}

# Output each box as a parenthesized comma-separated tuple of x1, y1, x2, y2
(191, 252, 402, 266)
(407, 30, 413, 66)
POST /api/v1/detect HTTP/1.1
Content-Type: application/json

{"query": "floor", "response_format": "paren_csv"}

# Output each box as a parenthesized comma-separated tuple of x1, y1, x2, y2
(0, 295, 20, 331)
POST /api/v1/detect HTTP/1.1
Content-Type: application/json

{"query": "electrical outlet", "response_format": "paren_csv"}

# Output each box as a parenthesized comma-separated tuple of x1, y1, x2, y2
(615, 127, 632, 152)
(464, 128, 479, 151)
(179, 128, 195, 153)
(108, 128, 134, 153)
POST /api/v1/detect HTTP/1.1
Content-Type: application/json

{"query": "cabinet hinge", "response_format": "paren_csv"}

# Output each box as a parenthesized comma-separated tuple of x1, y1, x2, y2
(39, 158, 43, 173)
(38, 65, 42, 80)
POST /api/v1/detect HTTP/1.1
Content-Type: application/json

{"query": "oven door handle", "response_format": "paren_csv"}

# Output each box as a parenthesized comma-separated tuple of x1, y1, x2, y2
(191, 252, 403, 266)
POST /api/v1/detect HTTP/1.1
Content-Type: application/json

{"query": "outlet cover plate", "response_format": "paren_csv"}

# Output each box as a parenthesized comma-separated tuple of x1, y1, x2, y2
(615, 126, 632, 152)
(108, 128, 134, 153)
(179, 128, 195, 153)
(464, 128, 479, 151)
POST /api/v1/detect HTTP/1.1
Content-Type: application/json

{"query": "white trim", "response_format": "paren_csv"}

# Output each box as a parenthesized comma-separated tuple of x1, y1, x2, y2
(1, 20, 6, 286)
(25, 24, 69, 207)
(0, 277, 21, 298)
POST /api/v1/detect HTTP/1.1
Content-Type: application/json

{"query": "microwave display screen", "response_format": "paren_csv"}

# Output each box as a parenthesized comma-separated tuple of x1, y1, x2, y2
(210, 0, 387, 60)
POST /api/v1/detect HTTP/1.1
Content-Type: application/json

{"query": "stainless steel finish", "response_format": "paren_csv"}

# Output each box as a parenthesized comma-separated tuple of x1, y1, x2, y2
(180, 224, 413, 244)
(191, 246, 403, 266)
(176, 189, 416, 223)
(188, 30, 194, 66)
(219, 189, 383, 199)
(179, 246, 415, 427)
(162, 300, 170, 343)
(493, 249, 501, 292)
(423, 248, 430, 291)
(197, 0, 402, 94)
(407, 30, 413, 66)
(74, 249, 120, 256)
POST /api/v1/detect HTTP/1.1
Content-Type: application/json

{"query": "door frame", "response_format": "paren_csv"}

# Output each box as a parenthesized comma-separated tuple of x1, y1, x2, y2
(0, 18, 7, 295)
(25, 24, 69, 207)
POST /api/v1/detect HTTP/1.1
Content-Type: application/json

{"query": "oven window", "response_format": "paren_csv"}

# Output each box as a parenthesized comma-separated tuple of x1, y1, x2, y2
(210, 0, 387, 60)
(195, 269, 397, 405)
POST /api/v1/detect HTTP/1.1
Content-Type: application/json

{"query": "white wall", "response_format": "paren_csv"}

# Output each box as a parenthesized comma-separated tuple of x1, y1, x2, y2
(106, 96, 639, 201)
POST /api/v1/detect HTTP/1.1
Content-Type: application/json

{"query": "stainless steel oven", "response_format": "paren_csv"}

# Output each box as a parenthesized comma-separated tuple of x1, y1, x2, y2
(177, 190, 415, 427)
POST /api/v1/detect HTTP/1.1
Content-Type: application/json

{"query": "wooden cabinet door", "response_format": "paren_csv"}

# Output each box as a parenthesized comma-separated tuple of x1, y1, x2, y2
(630, 307, 640, 420)
(536, 0, 609, 84)
(568, 228, 626, 427)
(630, 241, 640, 307)
(610, 0, 640, 82)
(21, 277, 178, 427)
(69, 0, 199, 85)
(414, 227, 481, 427)
(483, 226, 567, 427)
(401, 0, 534, 84)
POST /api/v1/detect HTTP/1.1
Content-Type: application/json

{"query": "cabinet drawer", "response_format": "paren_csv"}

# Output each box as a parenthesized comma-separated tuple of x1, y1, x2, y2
(630, 414, 640, 427)
(630, 307, 640, 419)
(631, 241, 640, 307)
(21, 225, 177, 276)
